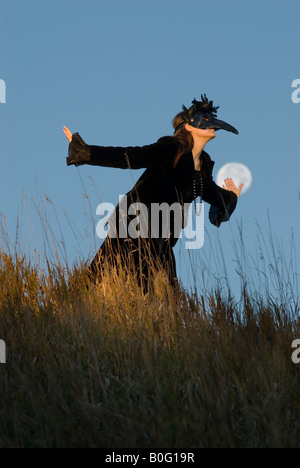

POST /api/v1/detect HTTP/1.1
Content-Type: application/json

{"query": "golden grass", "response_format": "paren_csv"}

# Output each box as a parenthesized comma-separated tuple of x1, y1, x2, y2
(0, 190, 299, 447)
(0, 244, 299, 448)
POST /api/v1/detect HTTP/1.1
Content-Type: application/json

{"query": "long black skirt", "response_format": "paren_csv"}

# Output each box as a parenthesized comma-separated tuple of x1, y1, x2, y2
(88, 234, 178, 295)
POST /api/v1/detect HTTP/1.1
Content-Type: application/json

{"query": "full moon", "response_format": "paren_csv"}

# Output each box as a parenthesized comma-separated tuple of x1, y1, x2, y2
(216, 162, 252, 196)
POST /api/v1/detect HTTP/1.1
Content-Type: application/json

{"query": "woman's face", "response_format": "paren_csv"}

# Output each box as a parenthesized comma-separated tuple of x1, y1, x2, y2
(185, 124, 216, 142)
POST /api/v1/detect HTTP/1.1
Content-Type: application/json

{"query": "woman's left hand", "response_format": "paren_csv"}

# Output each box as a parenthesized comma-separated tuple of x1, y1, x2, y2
(222, 178, 243, 198)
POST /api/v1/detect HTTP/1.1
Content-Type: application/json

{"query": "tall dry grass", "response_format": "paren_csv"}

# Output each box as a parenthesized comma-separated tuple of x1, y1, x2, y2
(0, 197, 299, 448)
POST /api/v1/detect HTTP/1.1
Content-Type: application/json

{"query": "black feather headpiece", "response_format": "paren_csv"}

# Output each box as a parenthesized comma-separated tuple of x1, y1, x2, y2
(182, 94, 219, 123)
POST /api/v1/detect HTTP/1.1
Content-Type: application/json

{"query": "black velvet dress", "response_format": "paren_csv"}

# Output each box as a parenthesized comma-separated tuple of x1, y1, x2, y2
(67, 133, 238, 293)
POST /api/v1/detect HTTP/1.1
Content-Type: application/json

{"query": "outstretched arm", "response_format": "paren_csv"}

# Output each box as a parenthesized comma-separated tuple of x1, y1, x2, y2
(64, 126, 178, 170)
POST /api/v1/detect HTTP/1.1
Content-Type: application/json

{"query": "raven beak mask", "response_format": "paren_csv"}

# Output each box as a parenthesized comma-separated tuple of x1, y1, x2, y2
(174, 94, 239, 135)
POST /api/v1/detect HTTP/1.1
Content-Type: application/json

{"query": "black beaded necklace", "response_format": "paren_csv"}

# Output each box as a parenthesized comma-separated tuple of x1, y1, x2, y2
(193, 155, 203, 216)
(193, 173, 203, 216)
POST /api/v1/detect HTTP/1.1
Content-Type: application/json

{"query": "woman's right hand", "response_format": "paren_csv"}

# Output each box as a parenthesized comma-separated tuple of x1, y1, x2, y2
(63, 126, 73, 143)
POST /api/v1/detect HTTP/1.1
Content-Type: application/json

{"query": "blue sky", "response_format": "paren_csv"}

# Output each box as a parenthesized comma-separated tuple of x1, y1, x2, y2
(0, 0, 299, 299)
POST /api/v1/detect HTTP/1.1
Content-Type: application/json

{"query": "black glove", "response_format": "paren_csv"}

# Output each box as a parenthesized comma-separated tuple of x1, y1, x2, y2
(66, 132, 91, 167)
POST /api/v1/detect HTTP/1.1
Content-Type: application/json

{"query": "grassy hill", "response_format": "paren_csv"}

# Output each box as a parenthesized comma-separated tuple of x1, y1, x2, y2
(0, 245, 299, 448)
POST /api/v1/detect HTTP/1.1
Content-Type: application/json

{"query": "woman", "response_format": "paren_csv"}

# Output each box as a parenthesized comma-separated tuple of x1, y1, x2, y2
(64, 95, 243, 294)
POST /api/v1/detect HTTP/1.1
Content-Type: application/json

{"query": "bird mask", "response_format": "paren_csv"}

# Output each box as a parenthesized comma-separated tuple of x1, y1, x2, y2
(174, 94, 239, 135)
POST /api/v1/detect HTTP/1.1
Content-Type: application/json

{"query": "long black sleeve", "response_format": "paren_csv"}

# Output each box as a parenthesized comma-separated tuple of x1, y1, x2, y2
(195, 171, 237, 227)
(202, 178, 238, 228)
(66, 133, 179, 169)
(194, 153, 238, 228)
